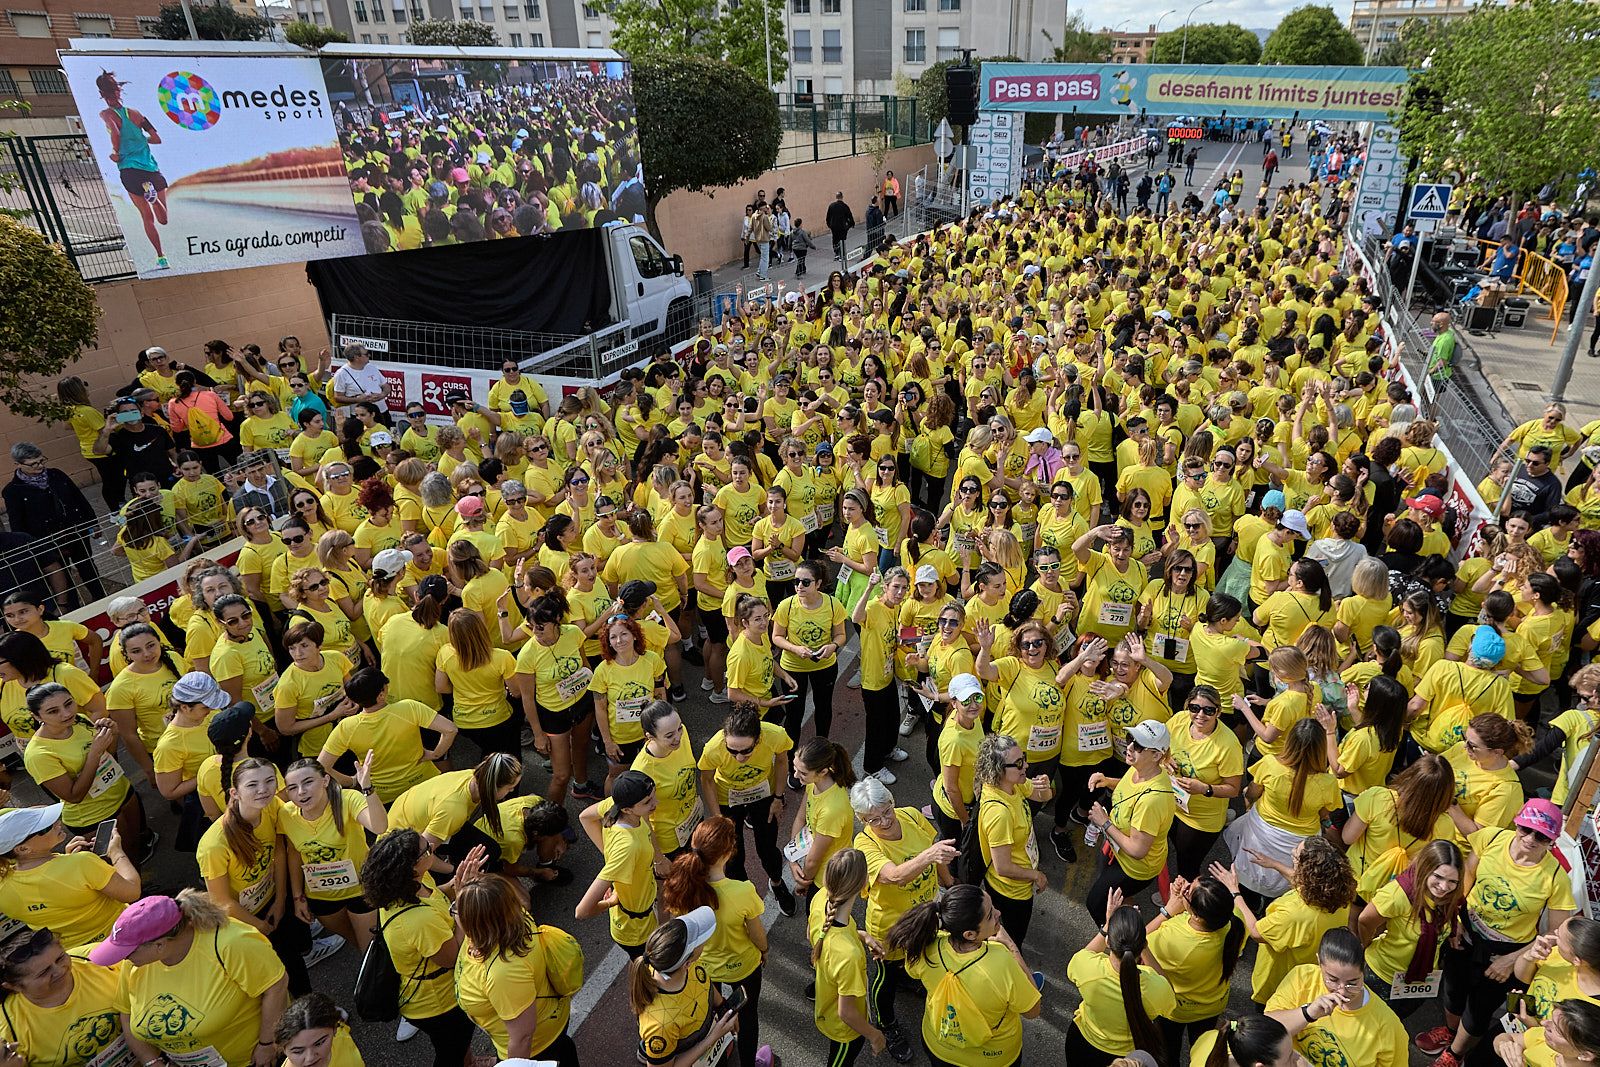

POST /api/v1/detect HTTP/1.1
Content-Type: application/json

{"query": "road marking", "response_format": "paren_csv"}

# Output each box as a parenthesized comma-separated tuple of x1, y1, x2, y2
(571, 638, 866, 1029)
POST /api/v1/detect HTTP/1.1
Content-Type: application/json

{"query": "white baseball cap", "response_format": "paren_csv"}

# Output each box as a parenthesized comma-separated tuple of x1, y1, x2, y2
(0, 803, 62, 854)
(1024, 427, 1054, 445)
(1280, 509, 1311, 539)
(949, 674, 983, 703)
(914, 565, 939, 585)
(371, 548, 414, 578)
(663, 906, 717, 972)
(1128, 720, 1171, 751)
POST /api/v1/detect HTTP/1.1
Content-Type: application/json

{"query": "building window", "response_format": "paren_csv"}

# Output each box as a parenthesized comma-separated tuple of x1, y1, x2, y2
(523, 0, 538, 13)
(586, 29, 601, 44)
(903, 28, 924, 62)
(75, 14, 112, 35)
(904, 0, 924, 8)
(409, 2, 423, 19)
(28, 67, 68, 93)
(821, 0, 838, 10)
(509, 30, 520, 43)
(936, 25, 958, 60)
(937, 0, 957, 8)
(0, 69, 18, 96)
(8, 13, 49, 37)
(791, 28, 811, 62)
(360, 31, 371, 40)
(385, 6, 399, 19)
(459, 5, 472, 16)
(530, 30, 543, 43)
(137, 14, 158, 34)
(479, 5, 493, 19)
(581, 2, 598, 15)
(794, 76, 813, 104)
(377, 31, 389, 40)
(504, 4, 517, 16)
(791, 0, 808, 11)
(822, 28, 841, 62)
(353, 0, 367, 20)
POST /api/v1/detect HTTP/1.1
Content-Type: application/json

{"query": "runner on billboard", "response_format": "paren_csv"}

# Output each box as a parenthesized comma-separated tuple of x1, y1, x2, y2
(95, 70, 171, 271)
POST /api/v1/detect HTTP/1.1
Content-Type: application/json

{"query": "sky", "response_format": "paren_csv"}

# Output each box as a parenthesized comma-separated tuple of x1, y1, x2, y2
(1084, 0, 1344, 36)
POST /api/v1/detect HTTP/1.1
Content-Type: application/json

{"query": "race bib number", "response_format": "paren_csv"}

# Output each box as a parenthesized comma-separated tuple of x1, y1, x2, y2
(800, 512, 819, 533)
(1153, 632, 1189, 664)
(692, 1030, 735, 1067)
(768, 557, 796, 581)
(1172, 783, 1191, 814)
(165, 1049, 227, 1067)
(0, 916, 24, 941)
(783, 827, 812, 864)
(728, 780, 772, 806)
(1054, 624, 1077, 656)
(1026, 724, 1061, 754)
(85, 1037, 135, 1067)
(555, 666, 594, 702)
(954, 532, 977, 556)
(1097, 601, 1134, 628)
(0, 734, 18, 763)
(1018, 523, 1038, 548)
(239, 876, 273, 913)
(615, 697, 647, 724)
(874, 526, 889, 548)
(674, 796, 706, 850)
(88, 755, 125, 799)
(817, 503, 835, 525)
(1024, 828, 1040, 868)
(251, 672, 280, 707)
(1390, 970, 1442, 1000)
(302, 859, 358, 895)
(1077, 720, 1111, 753)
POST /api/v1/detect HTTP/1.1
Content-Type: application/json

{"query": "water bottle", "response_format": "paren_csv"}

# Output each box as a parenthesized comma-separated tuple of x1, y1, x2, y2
(1083, 821, 1102, 849)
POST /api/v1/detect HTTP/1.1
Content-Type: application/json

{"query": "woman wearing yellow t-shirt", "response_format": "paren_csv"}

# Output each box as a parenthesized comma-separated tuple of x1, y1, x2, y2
(1073, 524, 1149, 646)
(772, 560, 848, 746)
(1358, 840, 1464, 1017)
(725, 595, 795, 716)
(1340, 754, 1457, 900)
(274, 620, 353, 760)
(0, 924, 135, 1067)
(809, 849, 886, 1065)
(1251, 559, 1336, 652)
(318, 666, 454, 806)
(273, 991, 366, 1067)
(281, 757, 385, 954)
(0, 802, 140, 951)
(359, 830, 483, 1067)
(589, 616, 666, 792)
(197, 757, 322, 997)
(888, 883, 1041, 1067)
(1262, 931, 1410, 1067)
(576, 770, 660, 957)
(1066, 901, 1176, 1063)
(1323, 674, 1407, 798)
(628, 908, 741, 1067)
(659, 815, 768, 1067)
(751, 485, 806, 606)
(972, 733, 1052, 944)
(1083, 719, 1179, 925)
(714, 456, 766, 549)
(1226, 717, 1341, 906)
(454, 873, 578, 1065)
(101, 624, 179, 775)
(827, 490, 882, 615)
(433, 609, 518, 757)
(1146, 873, 1247, 1053)
(22, 683, 144, 849)
(513, 591, 597, 806)
(787, 737, 856, 895)
(1165, 686, 1246, 880)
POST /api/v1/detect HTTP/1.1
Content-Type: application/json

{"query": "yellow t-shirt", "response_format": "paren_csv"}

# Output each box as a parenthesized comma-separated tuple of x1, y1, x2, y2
(1165, 712, 1245, 833)
(23, 723, 131, 827)
(381, 878, 456, 1020)
(978, 783, 1040, 901)
(390, 769, 479, 841)
(725, 632, 776, 701)
(0, 951, 128, 1066)
(904, 935, 1040, 1067)
(774, 594, 848, 673)
(196, 802, 282, 913)
(1106, 771, 1178, 881)
(934, 715, 982, 820)
(636, 961, 712, 1064)
(153, 715, 216, 783)
(274, 649, 353, 757)
(455, 922, 571, 1059)
(209, 633, 278, 721)
(814, 913, 871, 1043)
(105, 662, 186, 752)
(688, 876, 764, 983)
(600, 817, 659, 948)
(1148, 916, 1231, 1023)
(279, 789, 370, 903)
(1066, 947, 1177, 1055)
(855, 808, 941, 949)
(590, 651, 665, 746)
(6, 663, 103, 743)
(1264, 963, 1410, 1067)
(1466, 826, 1575, 943)
(1363, 878, 1441, 985)
(0, 851, 124, 951)
(320, 700, 439, 804)
(697, 722, 793, 807)
(121, 921, 286, 1066)
(1249, 754, 1339, 835)
(514, 624, 590, 713)
(632, 738, 704, 855)
(435, 646, 516, 729)
(992, 657, 1066, 765)
(802, 780, 855, 873)
(1249, 888, 1349, 1003)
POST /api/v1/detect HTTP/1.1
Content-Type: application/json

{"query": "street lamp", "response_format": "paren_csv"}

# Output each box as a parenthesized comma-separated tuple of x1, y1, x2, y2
(1180, 0, 1214, 62)
(1154, 8, 1177, 37)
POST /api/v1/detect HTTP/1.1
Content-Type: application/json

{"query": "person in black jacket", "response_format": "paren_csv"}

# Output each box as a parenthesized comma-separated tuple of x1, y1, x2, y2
(825, 191, 855, 263)
(3, 443, 104, 607)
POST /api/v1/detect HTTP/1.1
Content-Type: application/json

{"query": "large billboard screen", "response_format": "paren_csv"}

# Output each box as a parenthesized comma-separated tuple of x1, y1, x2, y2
(980, 63, 1409, 123)
(59, 46, 644, 279)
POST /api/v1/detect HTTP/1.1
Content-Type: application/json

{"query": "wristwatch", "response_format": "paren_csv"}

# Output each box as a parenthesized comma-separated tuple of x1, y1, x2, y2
(1205, 783, 1214, 797)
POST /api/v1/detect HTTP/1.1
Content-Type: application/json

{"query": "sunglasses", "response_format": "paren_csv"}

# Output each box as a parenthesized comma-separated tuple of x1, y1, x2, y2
(303, 579, 329, 591)
(937, 617, 962, 629)
(571, 476, 590, 485)
(1051, 492, 1072, 501)
(596, 510, 616, 519)
(243, 515, 267, 525)
(1188, 702, 1220, 715)
(328, 470, 352, 479)
(989, 502, 1008, 511)
(282, 534, 307, 545)
(1003, 759, 1028, 771)
(795, 577, 817, 587)
(1214, 462, 1233, 470)
(247, 401, 267, 409)
(1518, 825, 1555, 845)
(725, 742, 756, 756)
(530, 444, 549, 453)
(407, 411, 426, 418)
(1019, 638, 1047, 651)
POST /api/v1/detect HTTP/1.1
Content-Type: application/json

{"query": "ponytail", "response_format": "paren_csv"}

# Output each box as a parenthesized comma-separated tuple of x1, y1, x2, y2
(660, 816, 735, 915)
(810, 849, 868, 965)
(887, 884, 989, 961)
(794, 736, 857, 789)
(1206, 1014, 1288, 1067)
(471, 753, 522, 838)
(1107, 908, 1163, 1062)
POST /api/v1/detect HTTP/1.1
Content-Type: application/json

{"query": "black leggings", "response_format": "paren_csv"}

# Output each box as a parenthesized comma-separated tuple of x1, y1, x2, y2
(862, 684, 899, 774)
(1055, 758, 1117, 828)
(89, 454, 126, 511)
(870, 955, 907, 1027)
(1063, 1021, 1118, 1067)
(985, 884, 1034, 945)
(826, 1036, 865, 1067)
(726, 795, 785, 884)
(259, 906, 312, 998)
(1166, 819, 1221, 882)
(1085, 850, 1157, 928)
(409, 1005, 475, 1067)
(459, 716, 520, 758)
(783, 662, 839, 740)
(534, 1030, 580, 1067)
(1158, 1017, 1218, 1066)
(732, 967, 764, 1067)
(1442, 924, 1531, 1038)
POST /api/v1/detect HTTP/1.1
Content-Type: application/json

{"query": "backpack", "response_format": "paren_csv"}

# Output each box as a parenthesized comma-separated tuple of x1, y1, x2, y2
(535, 922, 585, 997)
(186, 402, 224, 448)
(955, 790, 993, 886)
(928, 942, 997, 1046)
(353, 905, 420, 1022)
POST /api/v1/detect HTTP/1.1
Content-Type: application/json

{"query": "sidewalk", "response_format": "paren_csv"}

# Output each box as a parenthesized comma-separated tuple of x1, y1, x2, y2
(1468, 311, 1598, 427)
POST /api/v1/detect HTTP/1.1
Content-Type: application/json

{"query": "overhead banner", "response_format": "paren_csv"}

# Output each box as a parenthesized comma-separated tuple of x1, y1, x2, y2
(981, 63, 1409, 122)
(59, 46, 644, 280)
(61, 53, 367, 277)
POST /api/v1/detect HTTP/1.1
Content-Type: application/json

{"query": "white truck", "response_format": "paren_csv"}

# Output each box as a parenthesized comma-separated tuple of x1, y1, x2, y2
(332, 221, 696, 410)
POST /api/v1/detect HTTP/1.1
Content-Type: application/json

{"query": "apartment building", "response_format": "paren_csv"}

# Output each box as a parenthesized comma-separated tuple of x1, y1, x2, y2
(1347, 0, 1474, 58)
(1105, 23, 1156, 64)
(0, 0, 165, 129)
(296, 0, 615, 47)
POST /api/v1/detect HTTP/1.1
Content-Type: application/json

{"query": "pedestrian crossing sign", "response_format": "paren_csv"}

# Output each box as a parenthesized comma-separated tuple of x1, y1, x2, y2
(1409, 183, 1452, 220)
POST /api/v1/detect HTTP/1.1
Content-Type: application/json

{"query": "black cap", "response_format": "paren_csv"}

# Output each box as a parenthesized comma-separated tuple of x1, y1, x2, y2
(207, 701, 257, 749)
(611, 769, 653, 810)
(618, 579, 657, 612)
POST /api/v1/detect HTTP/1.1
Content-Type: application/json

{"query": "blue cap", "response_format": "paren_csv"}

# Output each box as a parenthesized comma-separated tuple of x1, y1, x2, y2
(1261, 489, 1286, 511)
(1469, 625, 1506, 667)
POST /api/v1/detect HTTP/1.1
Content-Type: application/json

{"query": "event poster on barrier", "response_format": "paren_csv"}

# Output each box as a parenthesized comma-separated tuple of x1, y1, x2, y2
(59, 45, 645, 279)
(980, 63, 1409, 123)
(60, 52, 368, 278)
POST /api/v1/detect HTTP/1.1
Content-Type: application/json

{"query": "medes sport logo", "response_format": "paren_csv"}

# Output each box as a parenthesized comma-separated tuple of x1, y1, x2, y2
(157, 71, 221, 130)
(156, 70, 328, 130)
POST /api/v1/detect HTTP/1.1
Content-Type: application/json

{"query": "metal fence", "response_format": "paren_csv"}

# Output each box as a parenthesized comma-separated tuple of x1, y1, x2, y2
(773, 93, 929, 167)
(1347, 219, 1513, 485)
(1, 134, 135, 284)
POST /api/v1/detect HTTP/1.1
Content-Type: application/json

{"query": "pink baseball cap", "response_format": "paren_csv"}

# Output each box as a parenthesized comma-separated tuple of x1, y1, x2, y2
(1404, 495, 1444, 518)
(455, 496, 485, 519)
(1515, 798, 1562, 842)
(450, 167, 470, 183)
(88, 895, 182, 964)
(727, 546, 752, 566)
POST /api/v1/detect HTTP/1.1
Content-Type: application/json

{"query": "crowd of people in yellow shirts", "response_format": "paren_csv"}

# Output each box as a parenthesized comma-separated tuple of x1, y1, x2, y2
(6, 165, 1600, 1067)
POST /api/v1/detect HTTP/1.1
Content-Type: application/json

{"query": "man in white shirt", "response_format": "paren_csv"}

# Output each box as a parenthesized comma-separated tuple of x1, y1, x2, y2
(331, 341, 388, 414)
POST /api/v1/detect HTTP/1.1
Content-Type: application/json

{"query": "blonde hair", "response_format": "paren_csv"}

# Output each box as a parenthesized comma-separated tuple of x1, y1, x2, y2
(1267, 645, 1308, 684)
(810, 849, 868, 964)
(315, 530, 354, 568)
(1350, 558, 1389, 600)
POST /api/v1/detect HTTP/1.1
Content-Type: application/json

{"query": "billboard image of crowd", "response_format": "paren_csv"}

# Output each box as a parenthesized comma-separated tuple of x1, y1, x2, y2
(58, 44, 645, 278)
(320, 55, 646, 253)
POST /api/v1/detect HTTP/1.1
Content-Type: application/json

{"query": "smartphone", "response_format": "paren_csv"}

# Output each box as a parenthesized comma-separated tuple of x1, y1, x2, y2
(718, 984, 748, 1018)
(774, 693, 800, 703)
(92, 818, 116, 856)
(114, 410, 142, 424)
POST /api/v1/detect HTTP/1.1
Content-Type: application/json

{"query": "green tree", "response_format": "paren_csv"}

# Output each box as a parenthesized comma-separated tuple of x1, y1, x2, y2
(1399, 0, 1600, 198)
(152, 1, 270, 40)
(405, 18, 500, 45)
(601, 0, 787, 88)
(1149, 22, 1261, 65)
(285, 20, 350, 47)
(632, 55, 780, 240)
(0, 218, 101, 424)
(1042, 12, 1111, 62)
(1262, 5, 1363, 65)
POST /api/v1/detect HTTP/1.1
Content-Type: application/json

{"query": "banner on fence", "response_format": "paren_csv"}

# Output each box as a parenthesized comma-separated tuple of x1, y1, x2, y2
(981, 63, 1408, 122)
(59, 45, 644, 280)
